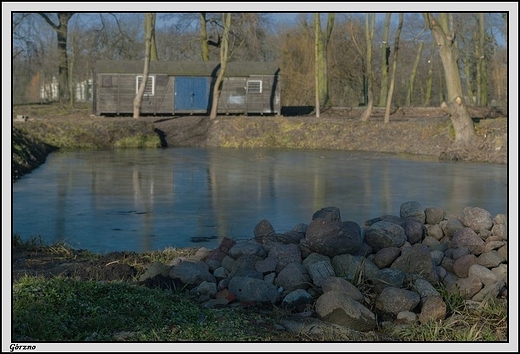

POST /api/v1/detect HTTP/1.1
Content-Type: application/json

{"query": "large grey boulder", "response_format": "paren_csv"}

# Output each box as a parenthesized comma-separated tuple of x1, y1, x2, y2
(169, 260, 216, 287)
(306, 260, 335, 287)
(424, 207, 445, 225)
(375, 286, 421, 316)
(400, 201, 425, 224)
(281, 289, 314, 311)
(305, 218, 363, 257)
(266, 243, 302, 274)
(462, 207, 493, 232)
(364, 221, 406, 252)
(332, 254, 380, 282)
(320, 277, 365, 303)
(312, 206, 341, 221)
(228, 276, 281, 304)
(391, 243, 439, 284)
(275, 262, 311, 292)
(228, 240, 267, 259)
(452, 227, 485, 254)
(315, 290, 376, 332)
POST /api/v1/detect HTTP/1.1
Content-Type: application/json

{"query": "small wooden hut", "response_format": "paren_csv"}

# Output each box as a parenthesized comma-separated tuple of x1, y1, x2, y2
(93, 60, 281, 116)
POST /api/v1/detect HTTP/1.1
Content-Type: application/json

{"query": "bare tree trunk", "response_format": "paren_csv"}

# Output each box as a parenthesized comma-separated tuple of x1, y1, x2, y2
(438, 69, 445, 104)
(133, 13, 153, 118)
(425, 13, 475, 145)
(200, 13, 210, 61)
(378, 13, 391, 107)
(315, 13, 335, 110)
(315, 14, 320, 118)
(69, 47, 74, 108)
(209, 13, 231, 119)
(477, 13, 487, 106)
(38, 13, 74, 102)
(406, 40, 424, 106)
(360, 13, 375, 122)
(148, 13, 158, 61)
(384, 13, 403, 123)
(423, 40, 435, 105)
(462, 55, 474, 105)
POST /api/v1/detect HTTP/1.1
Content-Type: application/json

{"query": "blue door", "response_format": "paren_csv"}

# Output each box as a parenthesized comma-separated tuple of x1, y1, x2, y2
(174, 77, 210, 112)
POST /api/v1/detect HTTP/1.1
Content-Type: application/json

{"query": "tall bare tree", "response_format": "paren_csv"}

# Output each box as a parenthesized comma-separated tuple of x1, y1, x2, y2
(406, 40, 424, 106)
(209, 13, 231, 119)
(37, 13, 75, 101)
(378, 13, 391, 107)
(147, 13, 158, 61)
(133, 13, 154, 118)
(424, 13, 475, 144)
(200, 13, 210, 61)
(423, 40, 436, 105)
(199, 13, 222, 61)
(314, 13, 335, 109)
(315, 14, 321, 118)
(476, 13, 487, 106)
(384, 13, 403, 123)
(360, 13, 375, 122)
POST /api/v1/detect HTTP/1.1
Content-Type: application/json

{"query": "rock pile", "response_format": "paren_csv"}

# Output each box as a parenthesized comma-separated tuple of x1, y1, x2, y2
(139, 201, 508, 332)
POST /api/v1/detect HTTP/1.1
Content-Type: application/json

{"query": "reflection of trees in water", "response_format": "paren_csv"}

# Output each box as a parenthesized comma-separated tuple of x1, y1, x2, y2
(206, 150, 394, 233)
(25, 149, 507, 253)
(55, 162, 70, 245)
(84, 150, 174, 251)
(133, 166, 154, 251)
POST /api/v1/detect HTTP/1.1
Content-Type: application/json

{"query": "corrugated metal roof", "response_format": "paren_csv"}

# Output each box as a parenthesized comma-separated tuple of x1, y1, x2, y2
(95, 60, 280, 76)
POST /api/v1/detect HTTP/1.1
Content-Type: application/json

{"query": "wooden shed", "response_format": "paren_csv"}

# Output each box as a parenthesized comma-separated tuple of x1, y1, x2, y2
(93, 60, 281, 116)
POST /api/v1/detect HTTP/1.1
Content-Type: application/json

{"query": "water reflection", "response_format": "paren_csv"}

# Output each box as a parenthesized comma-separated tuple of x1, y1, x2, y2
(12, 148, 507, 254)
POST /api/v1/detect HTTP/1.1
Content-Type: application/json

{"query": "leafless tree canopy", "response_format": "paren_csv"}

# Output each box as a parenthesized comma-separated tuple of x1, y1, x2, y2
(12, 12, 508, 108)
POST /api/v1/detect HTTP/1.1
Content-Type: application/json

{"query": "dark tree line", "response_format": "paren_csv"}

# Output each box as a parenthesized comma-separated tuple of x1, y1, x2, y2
(12, 12, 508, 113)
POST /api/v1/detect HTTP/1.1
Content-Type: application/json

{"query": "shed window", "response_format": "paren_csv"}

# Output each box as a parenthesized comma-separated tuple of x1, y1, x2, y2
(101, 75, 112, 87)
(136, 75, 155, 96)
(247, 80, 262, 94)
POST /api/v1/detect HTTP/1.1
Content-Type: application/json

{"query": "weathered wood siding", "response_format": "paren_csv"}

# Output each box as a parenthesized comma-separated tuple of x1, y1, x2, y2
(95, 74, 174, 115)
(94, 60, 281, 116)
(218, 77, 247, 114)
(217, 76, 281, 114)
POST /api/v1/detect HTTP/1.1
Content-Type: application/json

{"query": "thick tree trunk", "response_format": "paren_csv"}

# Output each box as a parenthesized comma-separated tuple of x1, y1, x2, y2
(200, 13, 210, 61)
(423, 41, 435, 105)
(360, 13, 375, 122)
(462, 55, 474, 105)
(425, 13, 475, 145)
(384, 13, 403, 123)
(378, 13, 391, 107)
(148, 13, 158, 61)
(315, 14, 320, 118)
(38, 13, 74, 102)
(133, 13, 153, 118)
(406, 40, 424, 106)
(477, 13, 487, 106)
(315, 13, 335, 109)
(210, 13, 231, 119)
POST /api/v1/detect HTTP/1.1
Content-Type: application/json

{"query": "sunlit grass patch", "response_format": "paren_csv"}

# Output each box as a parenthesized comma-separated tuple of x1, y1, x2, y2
(113, 135, 161, 148)
(12, 276, 295, 341)
(385, 294, 507, 342)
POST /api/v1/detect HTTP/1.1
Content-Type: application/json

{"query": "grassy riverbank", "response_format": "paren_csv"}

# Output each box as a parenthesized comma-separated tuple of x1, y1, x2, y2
(12, 102, 508, 181)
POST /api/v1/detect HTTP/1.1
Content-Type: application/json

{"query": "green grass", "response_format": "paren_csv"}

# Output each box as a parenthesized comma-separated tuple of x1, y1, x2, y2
(11, 240, 508, 342)
(387, 296, 508, 341)
(12, 274, 299, 342)
(114, 134, 161, 148)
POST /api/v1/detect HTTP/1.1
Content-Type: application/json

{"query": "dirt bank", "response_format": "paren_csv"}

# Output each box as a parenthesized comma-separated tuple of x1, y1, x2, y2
(154, 107, 508, 164)
(12, 104, 508, 183)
